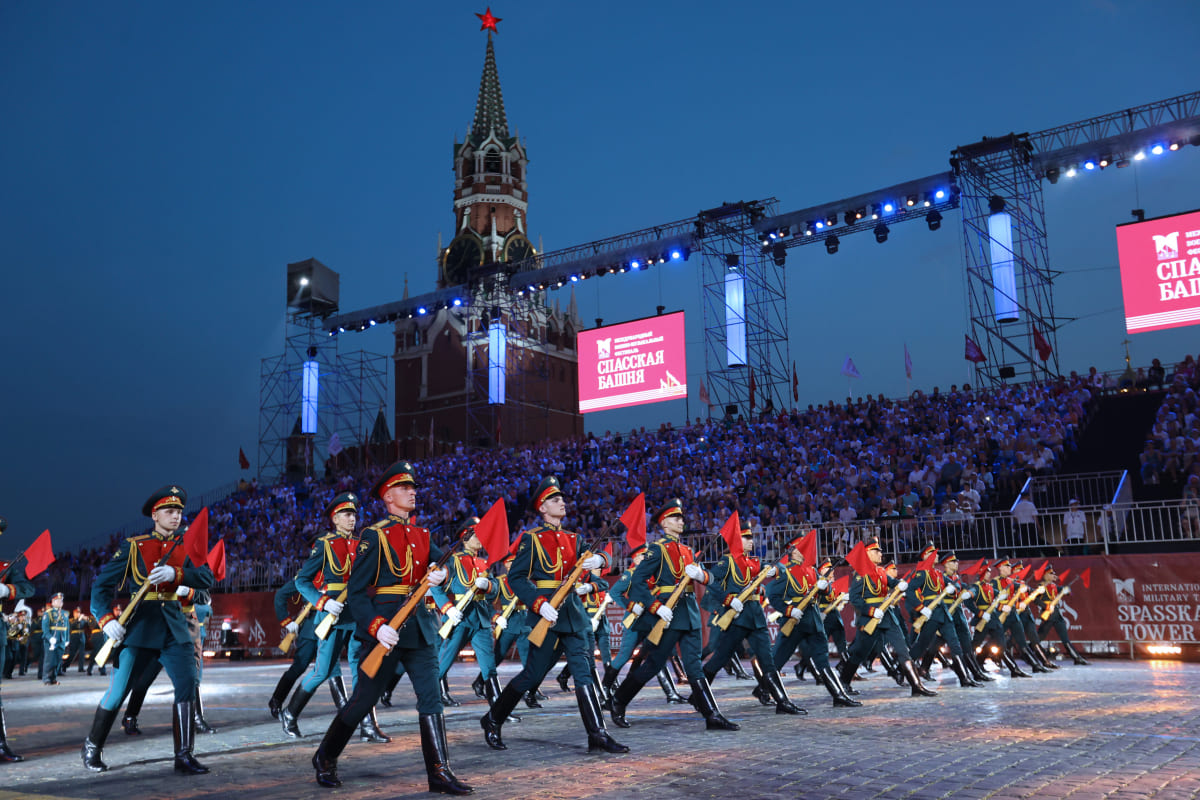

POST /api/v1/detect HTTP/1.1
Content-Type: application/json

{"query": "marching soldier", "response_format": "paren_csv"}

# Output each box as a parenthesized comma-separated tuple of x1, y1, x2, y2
(553, 564, 610, 697)
(702, 518, 803, 715)
(608, 499, 738, 731)
(602, 545, 684, 704)
(943, 557, 994, 683)
(971, 560, 1030, 678)
(486, 552, 539, 709)
(1036, 565, 1089, 665)
(480, 476, 626, 755)
(268, 576, 318, 719)
(765, 535, 860, 707)
(0, 516, 36, 761)
(837, 538, 937, 697)
(994, 559, 1049, 674)
(907, 550, 982, 688)
(311, 462, 472, 794)
(82, 485, 215, 774)
(41, 593, 69, 685)
(284, 492, 388, 744)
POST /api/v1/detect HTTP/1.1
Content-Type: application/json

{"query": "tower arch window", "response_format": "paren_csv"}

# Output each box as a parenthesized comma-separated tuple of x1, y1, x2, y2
(484, 149, 502, 174)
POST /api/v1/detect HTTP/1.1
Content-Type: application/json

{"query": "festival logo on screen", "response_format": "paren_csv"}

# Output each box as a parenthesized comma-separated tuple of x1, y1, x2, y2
(1117, 209, 1200, 333)
(578, 312, 688, 413)
(596, 338, 611, 359)
(1113, 577, 1136, 604)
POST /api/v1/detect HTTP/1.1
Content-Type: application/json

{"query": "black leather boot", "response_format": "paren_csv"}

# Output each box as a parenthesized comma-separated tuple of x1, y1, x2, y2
(966, 651, 995, 682)
(313, 717, 355, 787)
(172, 701, 210, 774)
(269, 672, 298, 719)
(1064, 642, 1090, 665)
(420, 713, 473, 794)
(901, 659, 938, 697)
(523, 687, 543, 708)
(878, 648, 905, 686)
(749, 658, 776, 706)
(793, 660, 807, 681)
(689, 674, 739, 730)
(82, 706, 119, 772)
(918, 651, 936, 682)
(471, 672, 486, 699)
(329, 675, 348, 711)
(821, 666, 862, 707)
(808, 658, 826, 687)
(379, 673, 401, 708)
(656, 668, 686, 703)
(729, 654, 752, 680)
(194, 687, 217, 733)
(441, 676, 460, 707)
(763, 669, 806, 715)
(123, 682, 148, 735)
(556, 664, 572, 692)
(601, 664, 620, 709)
(837, 656, 859, 689)
(1034, 642, 1060, 669)
(359, 705, 391, 744)
(480, 683, 523, 750)
(1023, 646, 1050, 673)
(1002, 652, 1031, 677)
(281, 686, 314, 738)
(671, 654, 689, 684)
(950, 655, 983, 687)
(578, 684, 629, 753)
(0, 700, 23, 762)
(483, 676, 519, 721)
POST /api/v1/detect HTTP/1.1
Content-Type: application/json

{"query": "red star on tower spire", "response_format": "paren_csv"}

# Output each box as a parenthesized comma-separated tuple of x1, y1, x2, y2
(476, 8, 501, 34)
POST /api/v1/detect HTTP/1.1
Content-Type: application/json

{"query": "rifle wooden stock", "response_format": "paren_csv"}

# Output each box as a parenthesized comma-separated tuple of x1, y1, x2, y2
(1040, 586, 1071, 621)
(313, 590, 348, 640)
(820, 593, 849, 615)
(647, 575, 692, 645)
(622, 608, 640, 629)
(280, 602, 315, 653)
(974, 590, 1008, 632)
(945, 588, 971, 618)
(591, 594, 612, 632)
(779, 582, 824, 637)
(527, 551, 593, 648)
(359, 546, 458, 679)
(438, 587, 478, 639)
(715, 564, 779, 631)
(863, 583, 905, 636)
(493, 596, 518, 640)
(1017, 585, 1046, 613)
(94, 532, 185, 668)
(911, 585, 955, 634)
(999, 585, 1027, 624)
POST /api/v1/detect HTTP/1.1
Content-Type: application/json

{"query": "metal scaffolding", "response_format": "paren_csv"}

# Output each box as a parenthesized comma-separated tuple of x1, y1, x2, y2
(954, 134, 1059, 386)
(698, 200, 790, 417)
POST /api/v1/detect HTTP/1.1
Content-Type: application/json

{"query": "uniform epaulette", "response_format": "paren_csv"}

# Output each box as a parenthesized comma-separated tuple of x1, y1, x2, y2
(366, 520, 391, 532)
(129, 534, 151, 542)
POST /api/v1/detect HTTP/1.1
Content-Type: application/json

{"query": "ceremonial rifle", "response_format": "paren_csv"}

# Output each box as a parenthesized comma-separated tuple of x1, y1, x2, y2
(591, 593, 613, 632)
(646, 574, 692, 645)
(94, 531, 187, 668)
(944, 582, 973, 618)
(1040, 576, 1082, 621)
(715, 561, 783, 631)
(527, 528, 618, 648)
(0, 553, 27, 584)
(974, 587, 1010, 632)
(998, 583, 1029, 623)
(359, 545, 458, 679)
(820, 593, 849, 614)
(438, 581, 481, 639)
(779, 581, 824, 637)
(493, 596, 518, 640)
(862, 560, 927, 636)
(279, 601, 315, 653)
(911, 583, 955, 634)
(313, 588, 350, 640)
(1016, 584, 1047, 614)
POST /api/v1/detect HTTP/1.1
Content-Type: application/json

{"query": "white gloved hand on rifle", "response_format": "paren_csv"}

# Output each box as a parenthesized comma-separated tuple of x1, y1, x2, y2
(579, 554, 604, 571)
(175, 585, 191, 598)
(655, 604, 674, 624)
(981, 612, 991, 622)
(103, 620, 125, 643)
(684, 563, 706, 582)
(763, 566, 778, 579)
(376, 624, 399, 648)
(920, 607, 933, 619)
(945, 584, 957, 596)
(896, 580, 909, 592)
(427, 567, 448, 586)
(285, 621, 299, 635)
(962, 589, 974, 600)
(538, 603, 559, 624)
(494, 615, 507, 631)
(148, 565, 176, 585)
(872, 608, 884, 620)
(789, 607, 803, 620)
(445, 607, 463, 626)
(816, 579, 829, 590)
(728, 597, 744, 614)
(631, 602, 645, 616)
(322, 599, 345, 616)
(474, 576, 491, 591)
(575, 583, 592, 595)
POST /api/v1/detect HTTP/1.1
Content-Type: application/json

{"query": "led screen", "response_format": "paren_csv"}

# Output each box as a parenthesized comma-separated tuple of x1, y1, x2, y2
(577, 311, 687, 413)
(1117, 209, 1200, 333)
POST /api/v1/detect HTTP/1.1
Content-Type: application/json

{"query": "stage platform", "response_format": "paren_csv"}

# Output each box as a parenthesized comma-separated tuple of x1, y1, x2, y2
(3, 658, 1197, 799)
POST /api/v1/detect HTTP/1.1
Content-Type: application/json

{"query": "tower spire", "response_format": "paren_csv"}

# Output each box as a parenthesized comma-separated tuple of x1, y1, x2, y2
(470, 33, 510, 144)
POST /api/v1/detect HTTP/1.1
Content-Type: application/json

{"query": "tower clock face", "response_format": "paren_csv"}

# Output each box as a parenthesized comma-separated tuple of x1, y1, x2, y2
(442, 234, 483, 285)
(504, 235, 534, 265)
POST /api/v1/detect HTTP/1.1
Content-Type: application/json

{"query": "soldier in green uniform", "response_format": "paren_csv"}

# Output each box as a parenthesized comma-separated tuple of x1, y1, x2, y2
(552, 564, 610, 697)
(268, 576, 318, 718)
(82, 485, 215, 774)
(1036, 565, 1089, 665)
(837, 538, 937, 697)
(42, 593, 69, 685)
(971, 560, 1030, 678)
(994, 559, 1049, 674)
(0, 515, 37, 761)
(480, 476, 627, 755)
(284, 492, 388, 743)
(311, 462, 471, 794)
(942, 556, 994, 683)
(608, 499, 738, 731)
(907, 550, 982, 688)
(766, 535, 860, 707)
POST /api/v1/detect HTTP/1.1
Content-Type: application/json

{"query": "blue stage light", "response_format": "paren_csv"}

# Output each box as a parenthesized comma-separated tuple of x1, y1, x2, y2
(935, 189, 946, 200)
(452, 298, 463, 306)
(1084, 160, 1096, 170)
(417, 307, 427, 315)
(883, 202, 895, 213)
(815, 220, 825, 230)
(1151, 144, 1164, 155)
(630, 260, 641, 270)
(670, 249, 683, 260)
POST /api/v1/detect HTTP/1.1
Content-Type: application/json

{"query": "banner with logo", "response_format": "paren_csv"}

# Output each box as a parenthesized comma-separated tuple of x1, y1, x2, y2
(577, 311, 687, 413)
(1117, 208, 1200, 333)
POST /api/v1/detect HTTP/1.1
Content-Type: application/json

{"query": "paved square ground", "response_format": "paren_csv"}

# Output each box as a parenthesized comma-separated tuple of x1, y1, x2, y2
(1, 658, 1197, 800)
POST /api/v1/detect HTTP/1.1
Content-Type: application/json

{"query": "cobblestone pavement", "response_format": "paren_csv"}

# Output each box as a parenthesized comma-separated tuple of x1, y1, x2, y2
(1, 658, 1197, 800)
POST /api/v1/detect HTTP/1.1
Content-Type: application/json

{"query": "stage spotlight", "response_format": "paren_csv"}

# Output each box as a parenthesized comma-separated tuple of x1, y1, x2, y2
(815, 220, 825, 230)
(883, 202, 895, 214)
(630, 260, 641, 270)
(670, 249, 683, 260)
(905, 195, 917, 207)
(369, 319, 376, 326)
(926, 209, 943, 231)
(843, 211, 856, 226)
(453, 298, 463, 306)
(1099, 156, 1111, 168)
(1170, 140, 1182, 151)
(922, 194, 933, 207)
(825, 215, 838, 228)
(1116, 158, 1130, 168)
(417, 307, 427, 315)
(1046, 168, 1060, 184)
(1151, 143, 1164, 155)
(934, 189, 946, 200)
(772, 243, 787, 266)
(871, 204, 881, 220)
(825, 235, 840, 255)
(1084, 160, 1096, 170)
(779, 226, 790, 237)
(874, 223, 889, 243)
(805, 222, 815, 236)
(1066, 165, 1077, 176)
(1134, 151, 1146, 161)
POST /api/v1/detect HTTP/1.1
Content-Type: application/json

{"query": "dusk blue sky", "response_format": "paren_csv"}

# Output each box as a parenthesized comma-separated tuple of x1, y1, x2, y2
(3, 1, 1198, 554)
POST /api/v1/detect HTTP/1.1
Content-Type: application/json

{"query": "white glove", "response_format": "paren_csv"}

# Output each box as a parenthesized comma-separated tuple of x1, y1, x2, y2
(684, 563, 706, 582)
(789, 607, 803, 620)
(872, 608, 884, 620)
(446, 607, 464, 626)
(999, 591, 1009, 601)
(376, 624, 399, 648)
(729, 597, 744, 614)
(896, 580, 909, 591)
(920, 607, 933, 619)
(945, 585, 957, 596)
(427, 567, 448, 586)
(323, 599, 345, 616)
(148, 565, 176, 584)
(103, 620, 125, 642)
(763, 566, 778, 579)
(631, 602, 645, 616)
(0, 584, 9, 600)
(655, 604, 674, 624)
(494, 615, 508, 631)
(575, 583, 593, 595)
(285, 621, 299, 635)
(176, 585, 191, 597)
(538, 603, 559, 623)
(816, 579, 829, 590)
(579, 554, 604, 571)
(982, 612, 991, 622)
(474, 576, 491, 591)
(963, 589, 974, 600)
(49, 636, 58, 649)
(1062, 587, 1071, 595)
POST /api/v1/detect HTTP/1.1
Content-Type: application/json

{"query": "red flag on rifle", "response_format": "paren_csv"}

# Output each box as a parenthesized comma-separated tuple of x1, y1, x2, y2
(845, 541, 875, 579)
(183, 508, 210, 569)
(23, 529, 55, 580)
(476, 498, 511, 567)
(1079, 567, 1091, 589)
(831, 575, 850, 595)
(964, 335, 986, 364)
(961, 557, 984, 576)
(1015, 564, 1032, 581)
(1057, 568, 1071, 583)
(208, 539, 226, 582)
(619, 493, 647, 552)
(718, 511, 743, 559)
(238, 447, 250, 470)
(796, 530, 817, 568)
(1033, 561, 1049, 582)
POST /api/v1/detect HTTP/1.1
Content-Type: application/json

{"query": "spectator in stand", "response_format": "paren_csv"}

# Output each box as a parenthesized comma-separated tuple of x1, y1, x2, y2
(1011, 491, 1041, 553)
(1063, 499, 1088, 555)
(1181, 479, 1200, 539)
